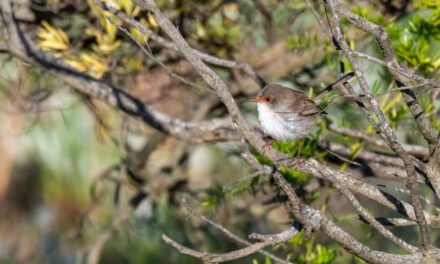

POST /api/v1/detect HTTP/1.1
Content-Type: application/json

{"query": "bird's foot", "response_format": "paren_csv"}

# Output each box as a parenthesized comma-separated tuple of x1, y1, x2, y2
(262, 139, 274, 156)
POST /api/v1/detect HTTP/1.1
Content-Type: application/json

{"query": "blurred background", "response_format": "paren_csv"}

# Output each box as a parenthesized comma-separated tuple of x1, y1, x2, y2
(0, 0, 439, 263)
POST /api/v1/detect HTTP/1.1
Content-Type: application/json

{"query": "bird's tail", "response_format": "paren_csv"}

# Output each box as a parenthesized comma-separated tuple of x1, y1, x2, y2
(313, 72, 355, 101)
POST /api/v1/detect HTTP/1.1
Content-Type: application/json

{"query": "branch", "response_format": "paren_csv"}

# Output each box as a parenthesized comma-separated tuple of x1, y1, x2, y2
(183, 202, 295, 264)
(329, 124, 429, 158)
(324, 142, 426, 182)
(299, 159, 439, 225)
(303, 0, 331, 37)
(0, 0, 245, 143)
(331, 180, 417, 253)
(87, 191, 147, 264)
(372, 217, 416, 227)
(333, 0, 440, 205)
(93, 0, 262, 83)
(2, 0, 434, 261)
(162, 225, 300, 263)
(116, 24, 205, 91)
(135, 1, 437, 261)
(87, 207, 134, 264)
(334, 1, 439, 150)
(319, 213, 421, 264)
(351, 50, 432, 84)
(325, 0, 431, 249)
(241, 151, 428, 262)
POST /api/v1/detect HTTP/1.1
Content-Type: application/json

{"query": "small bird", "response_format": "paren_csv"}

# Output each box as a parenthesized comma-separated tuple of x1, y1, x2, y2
(251, 73, 354, 142)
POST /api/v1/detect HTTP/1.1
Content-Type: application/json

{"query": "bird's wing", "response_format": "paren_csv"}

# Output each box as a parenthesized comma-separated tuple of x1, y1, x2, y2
(299, 98, 323, 116)
(289, 90, 323, 116)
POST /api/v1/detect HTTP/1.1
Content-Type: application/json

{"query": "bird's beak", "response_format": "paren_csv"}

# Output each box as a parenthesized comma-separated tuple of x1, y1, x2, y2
(249, 97, 264, 103)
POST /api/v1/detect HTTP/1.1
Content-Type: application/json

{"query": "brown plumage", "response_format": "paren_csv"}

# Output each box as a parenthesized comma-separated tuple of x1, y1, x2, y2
(250, 72, 354, 141)
(257, 84, 324, 116)
(251, 85, 322, 141)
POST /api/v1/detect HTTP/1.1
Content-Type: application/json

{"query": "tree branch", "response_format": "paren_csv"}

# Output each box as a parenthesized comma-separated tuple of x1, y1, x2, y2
(325, 0, 432, 249)
(163, 224, 300, 263)
(93, 0, 262, 84)
(0, 0, 246, 143)
(183, 202, 295, 264)
(334, 1, 439, 150)
(329, 124, 429, 158)
(136, 0, 439, 261)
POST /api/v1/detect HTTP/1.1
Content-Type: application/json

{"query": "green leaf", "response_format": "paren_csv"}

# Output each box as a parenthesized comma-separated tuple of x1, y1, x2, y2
(265, 256, 273, 264)
(312, 244, 336, 264)
(279, 166, 309, 186)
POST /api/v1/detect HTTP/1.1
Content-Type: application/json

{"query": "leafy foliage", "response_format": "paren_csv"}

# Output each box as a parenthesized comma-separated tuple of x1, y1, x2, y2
(37, 21, 70, 51)
(290, 230, 337, 264)
(390, 3, 440, 76)
(285, 33, 322, 50)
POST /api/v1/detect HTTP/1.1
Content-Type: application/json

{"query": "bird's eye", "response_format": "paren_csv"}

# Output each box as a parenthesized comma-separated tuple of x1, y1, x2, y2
(265, 97, 271, 102)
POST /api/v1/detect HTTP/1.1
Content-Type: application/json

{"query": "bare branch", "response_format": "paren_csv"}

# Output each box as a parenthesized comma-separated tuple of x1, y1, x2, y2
(87, 191, 148, 264)
(325, 0, 431, 248)
(334, 2, 439, 149)
(301, 159, 439, 226)
(333, 0, 440, 206)
(223, 171, 263, 192)
(319, 213, 421, 264)
(329, 124, 429, 157)
(332, 182, 417, 253)
(162, 225, 299, 263)
(183, 202, 295, 264)
(303, 0, 331, 37)
(324, 142, 427, 182)
(87, 207, 134, 264)
(242, 151, 432, 261)
(373, 217, 416, 227)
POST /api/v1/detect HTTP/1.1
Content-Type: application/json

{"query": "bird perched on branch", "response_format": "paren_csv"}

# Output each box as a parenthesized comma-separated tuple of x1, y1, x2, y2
(250, 72, 354, 142)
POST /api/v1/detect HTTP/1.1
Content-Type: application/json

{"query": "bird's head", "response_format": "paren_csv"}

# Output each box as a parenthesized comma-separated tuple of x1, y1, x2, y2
(249, 85, 287, 109)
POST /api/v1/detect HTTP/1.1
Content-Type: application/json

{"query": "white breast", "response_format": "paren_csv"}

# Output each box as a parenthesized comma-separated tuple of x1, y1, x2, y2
(257, 103, 315, 141)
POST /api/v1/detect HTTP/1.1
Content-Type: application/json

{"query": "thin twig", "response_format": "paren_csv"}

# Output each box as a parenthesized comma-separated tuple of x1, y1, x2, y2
(325, 0, 431, 248)
(223, 171, 263, 192)
(87, 207, 134, 264)
(162, 226, 298, 263)
(182, 202, 296, 264)
(93, 0, 260, 82)
(303, 0, 331, 37)
(329, 124, 429, 157)
(115, 24, 206, 92)
(332, 181, 417, 253)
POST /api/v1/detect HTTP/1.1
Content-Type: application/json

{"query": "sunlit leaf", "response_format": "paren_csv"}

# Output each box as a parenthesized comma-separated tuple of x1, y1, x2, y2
(147, 13, 158, 29)
(37, 21, 70, 51)
(64, 57, 87, 72)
